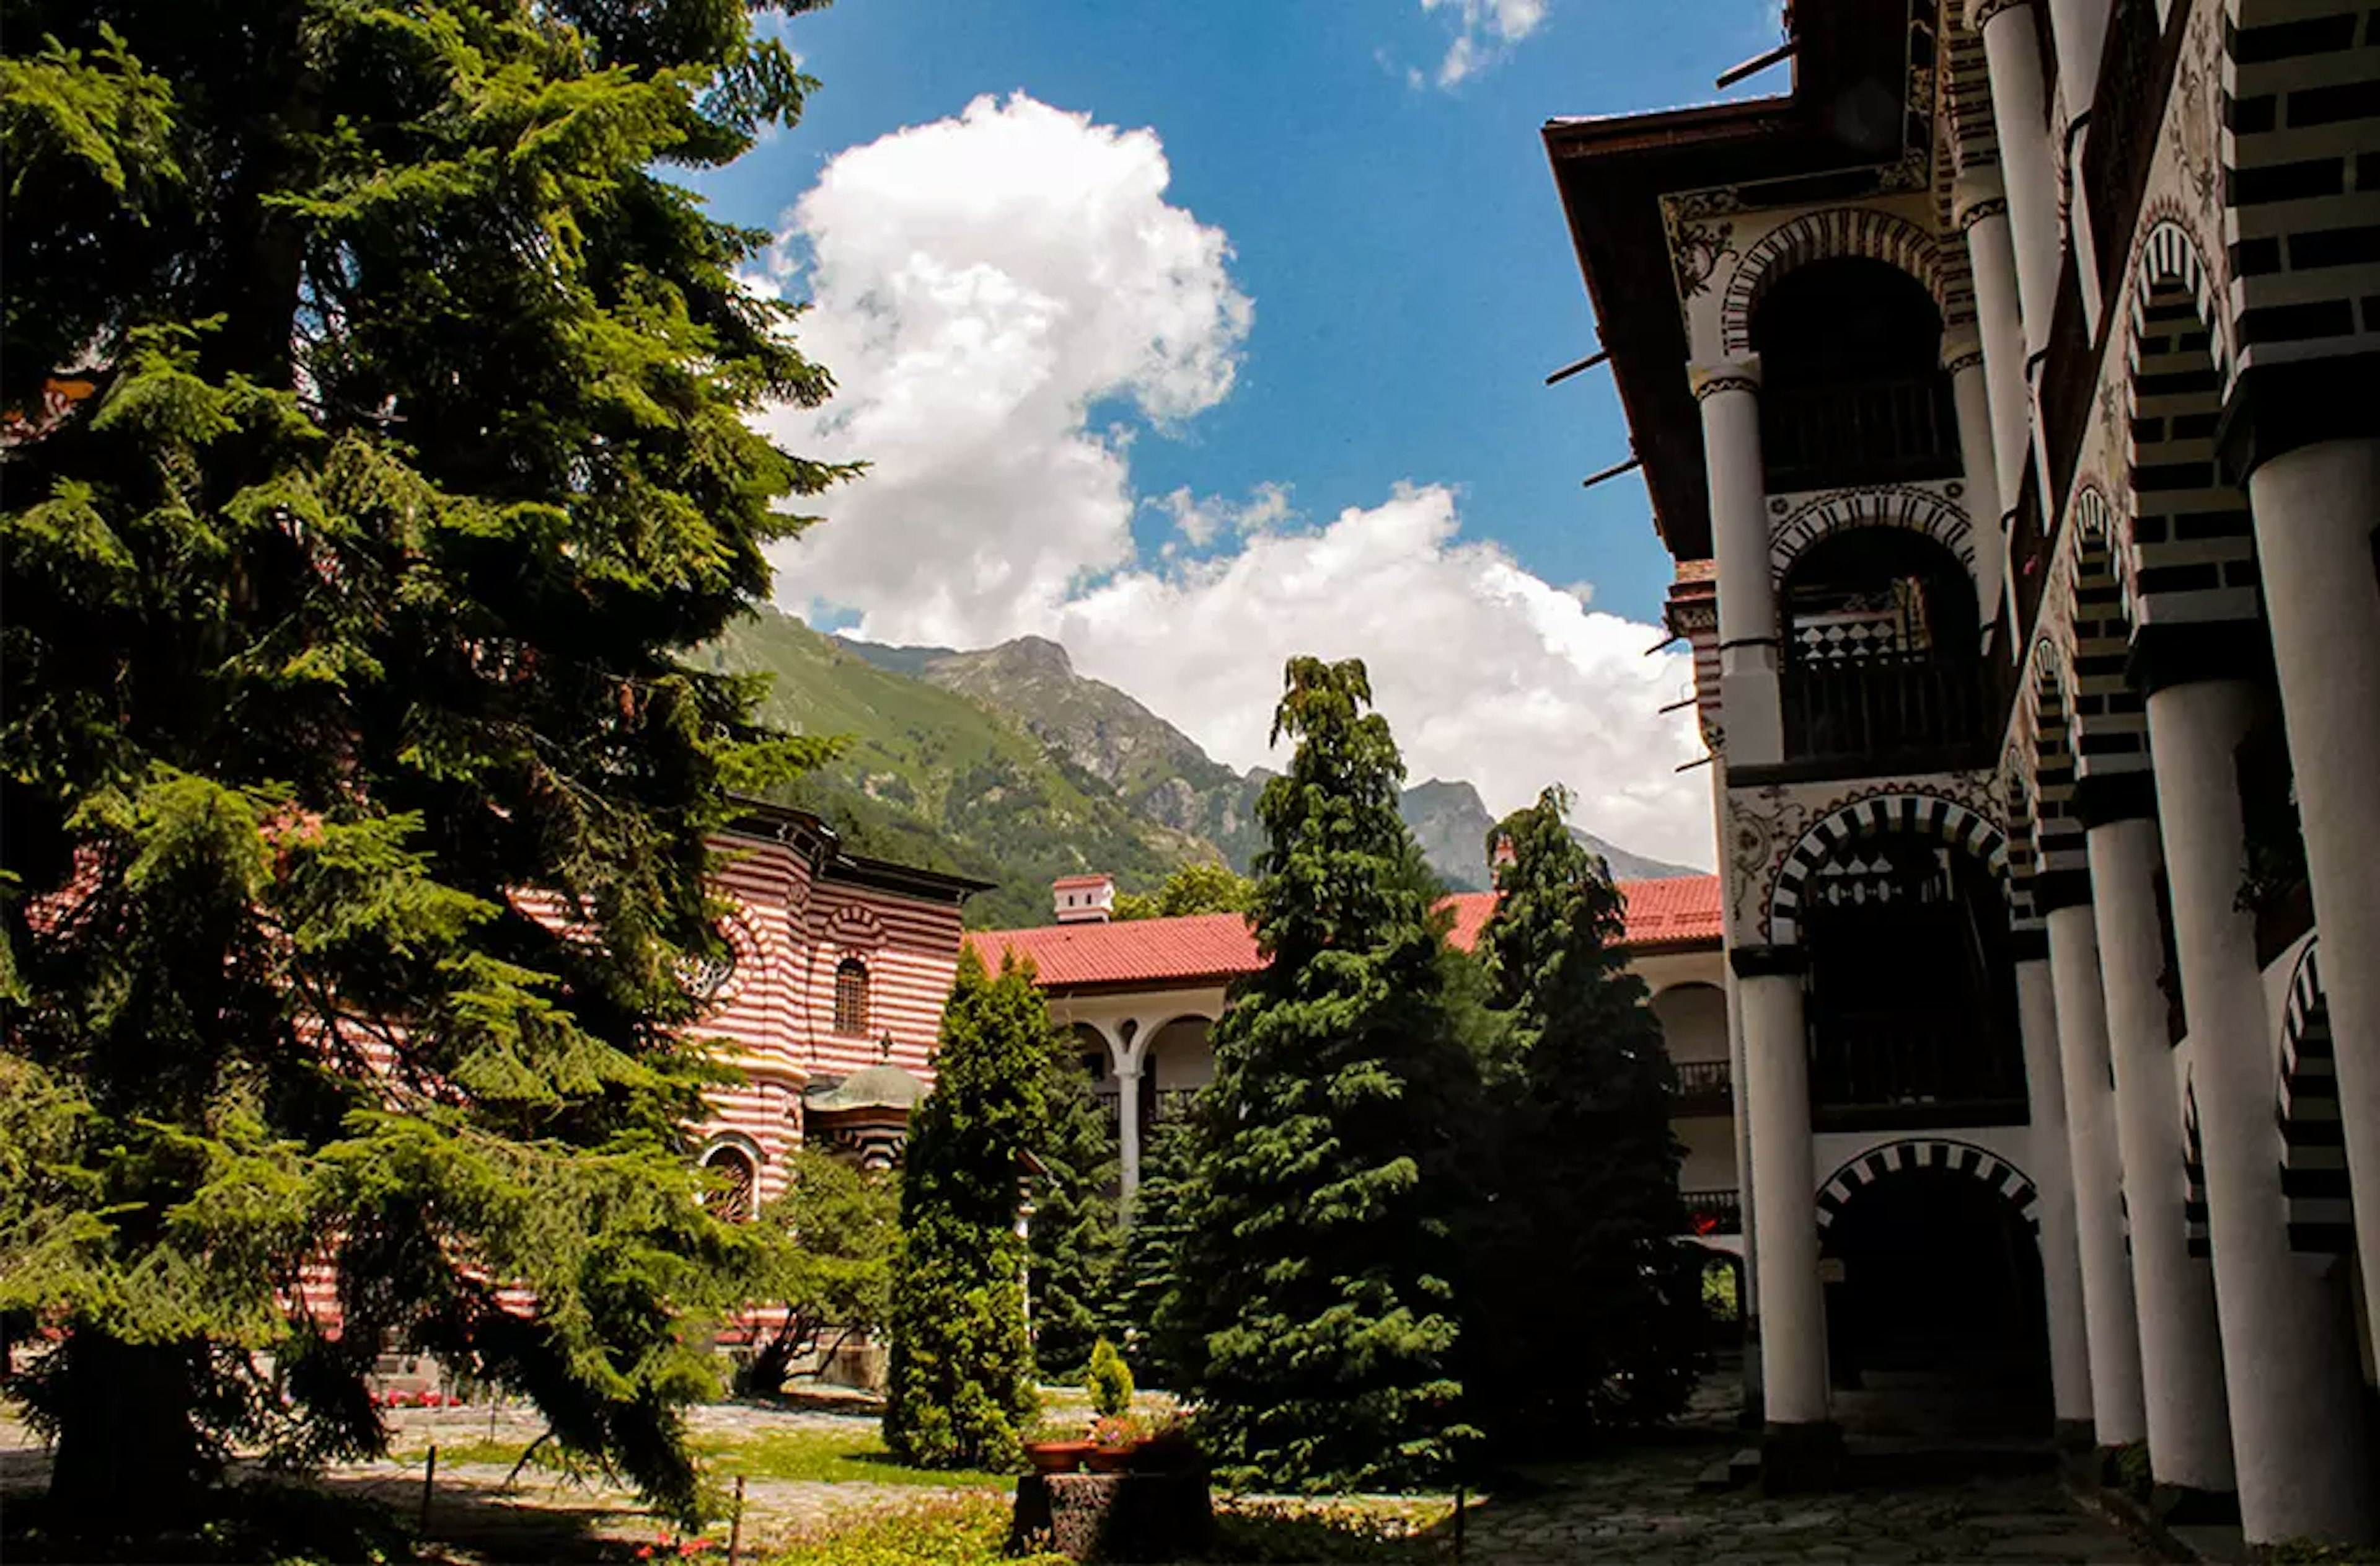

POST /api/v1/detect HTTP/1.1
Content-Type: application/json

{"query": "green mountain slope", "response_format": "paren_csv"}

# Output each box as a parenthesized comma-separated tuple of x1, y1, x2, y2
(703, 610, 1211, 929)
(837, 635, 1269, 870)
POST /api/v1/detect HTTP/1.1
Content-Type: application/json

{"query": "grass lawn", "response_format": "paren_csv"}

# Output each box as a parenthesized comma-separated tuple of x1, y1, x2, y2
(699, 1425, 1012, 1489)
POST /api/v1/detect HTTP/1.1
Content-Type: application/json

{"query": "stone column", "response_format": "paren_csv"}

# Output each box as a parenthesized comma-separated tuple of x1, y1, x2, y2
(2146, 676, 2377, 1545)
(2046, 0, 2112, 325)
(2016, 940, 2096, 1449)
(2044, 901, 2149, 1451)
(1716, 764, 1763, 1425)
(2247, 436, 2380, 1369)
(1734, 949, 1837, 1487)
(2087, 807, 2237, 1505)
(1693, 358, 1782, 765)
(1957, 174, 2030, 635)
(1970, 0, 2065, 355)
(1945, 330, 2005, 635)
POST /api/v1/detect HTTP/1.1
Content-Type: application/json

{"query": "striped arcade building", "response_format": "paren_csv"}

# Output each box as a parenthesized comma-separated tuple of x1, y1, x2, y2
(1539, 0, 2380, 1539)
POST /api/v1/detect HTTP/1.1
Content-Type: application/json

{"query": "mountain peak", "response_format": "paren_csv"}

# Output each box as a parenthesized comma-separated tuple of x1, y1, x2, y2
(986, 634, 1075, 676)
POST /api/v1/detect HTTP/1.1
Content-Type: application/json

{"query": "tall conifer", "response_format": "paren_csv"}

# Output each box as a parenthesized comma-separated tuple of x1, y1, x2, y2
(1471, 787, 1703, 1443)
(883, 947, 1046, 1469)
(1026, 1045, 1123, 1379)
(1, 0, 845, 1523)
(1174, 657, 1479, 1492)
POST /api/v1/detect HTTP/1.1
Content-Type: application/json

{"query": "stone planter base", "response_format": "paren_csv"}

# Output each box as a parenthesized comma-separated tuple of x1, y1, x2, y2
(1008, 1470, 1215, 1564)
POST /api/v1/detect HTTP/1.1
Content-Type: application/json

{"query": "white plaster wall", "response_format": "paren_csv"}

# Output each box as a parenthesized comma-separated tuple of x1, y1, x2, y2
(1147, 1017, 1215, 1091)
(1678, 1114, 1740, 1195)
(1652, 981, 1730, 1064)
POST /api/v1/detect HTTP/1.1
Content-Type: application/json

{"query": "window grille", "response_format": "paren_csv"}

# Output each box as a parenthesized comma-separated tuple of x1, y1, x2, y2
(834, 957, 870, 1036)
(703, 1147, 756, 1223)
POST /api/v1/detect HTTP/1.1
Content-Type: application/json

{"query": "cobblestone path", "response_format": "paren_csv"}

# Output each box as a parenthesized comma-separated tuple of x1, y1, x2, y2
(1442, 1443, 2159, 1565)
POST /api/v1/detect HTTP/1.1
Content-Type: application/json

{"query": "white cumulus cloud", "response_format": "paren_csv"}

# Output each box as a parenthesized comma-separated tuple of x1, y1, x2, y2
(753, 92, 1712, 868)
(1417, 0, 1549, 87)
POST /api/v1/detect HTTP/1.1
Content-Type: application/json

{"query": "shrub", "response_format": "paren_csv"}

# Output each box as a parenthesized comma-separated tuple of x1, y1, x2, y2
(1086, 1338, 1134, 1418)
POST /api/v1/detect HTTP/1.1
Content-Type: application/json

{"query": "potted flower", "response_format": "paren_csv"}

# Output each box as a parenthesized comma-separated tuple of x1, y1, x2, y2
(1021, 1415, 1093, 1475)
(1130, 1407, 1202, 1475)
(1085, 1412, 1146, 1473)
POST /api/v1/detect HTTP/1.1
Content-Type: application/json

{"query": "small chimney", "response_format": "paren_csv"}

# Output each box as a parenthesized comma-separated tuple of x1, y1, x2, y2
(1053, 873, 1116, 924)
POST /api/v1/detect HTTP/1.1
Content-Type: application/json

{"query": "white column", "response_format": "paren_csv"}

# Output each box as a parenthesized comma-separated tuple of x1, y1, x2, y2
(2249, 436, 2380, 1371)
(1116, 1052, 1144, 1210)
(1946, 331, 2005, 636)
(1957, 175, 2031, 640)
(2016, 949, 2096, 1445)
(2045, 903, 2149, 1448)
(1716, 766, 1763, 1421)
(2090, 815, 2237, 1498)
(2147, 678, 2377, 1546)
(1738, 963, 1828, 1436)
(1970, 0, 2065, 354)
(1693, 358, 1783, 766)
(2045, 0, 2111, 121)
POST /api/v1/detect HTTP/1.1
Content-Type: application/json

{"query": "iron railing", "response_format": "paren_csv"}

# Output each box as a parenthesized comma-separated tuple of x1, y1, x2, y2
(1761, 376, 1960, 492)
(1779, 650, 1990, 765)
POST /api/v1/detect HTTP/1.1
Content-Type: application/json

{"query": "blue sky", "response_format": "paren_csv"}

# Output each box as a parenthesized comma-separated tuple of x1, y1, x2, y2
(700, 0, 1782, 626)
(705, 1, 1787, 865)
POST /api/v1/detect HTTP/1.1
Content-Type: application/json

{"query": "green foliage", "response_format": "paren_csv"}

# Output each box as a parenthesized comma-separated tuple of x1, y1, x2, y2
(884, 949, 1047, 1469)
(1, 0, 845, 1525)
(734, 1151, 897, 1397)
(1467, 787, 1703, 1446)
(1173, 657, 1482, 1493)
(1109, 1116, 1201, 1389)
(1113, 860, 1258, 921)
(1026, 1047, 1122, 1379)
(1085, 1338, 1134, 1418)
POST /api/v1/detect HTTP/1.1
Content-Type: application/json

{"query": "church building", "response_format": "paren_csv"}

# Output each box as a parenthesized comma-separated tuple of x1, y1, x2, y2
(1538, 0, 2379, 1540)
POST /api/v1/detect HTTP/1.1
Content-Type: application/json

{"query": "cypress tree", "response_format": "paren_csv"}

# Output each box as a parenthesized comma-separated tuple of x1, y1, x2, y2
(1175, 657, 1479, 1492)
(1026, 1045, 1124, 1380)
(884, 947, 1046, 1469)
(1, 0, 845, 1524)
(1471, 787, 1703, 1444)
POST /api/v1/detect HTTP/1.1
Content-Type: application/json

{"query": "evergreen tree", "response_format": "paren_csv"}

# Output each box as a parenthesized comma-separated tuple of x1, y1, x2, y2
(0, 0, 847, 1524)
(1174, 657, 1480, 1492)
(1111, 1113, 1200, 1390)
(734, 1149, 898, 1398)
(1026, 1043, 1123, 1380)
(1470, 787, 1703, 1445)
(883, 947, 1046, 1469)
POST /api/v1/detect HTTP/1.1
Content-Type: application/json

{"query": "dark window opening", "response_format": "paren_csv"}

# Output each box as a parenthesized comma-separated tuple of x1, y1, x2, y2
(703, 1147, 757, 1224)
(1752, 257, 1960, 492)
(1780, 528, 1988, 765)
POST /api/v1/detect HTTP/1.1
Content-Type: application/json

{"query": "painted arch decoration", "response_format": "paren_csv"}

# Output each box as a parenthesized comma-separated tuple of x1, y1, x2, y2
(1767, 484, 1975, 585)
(1766, 790, 2012, 947)
(1719, 206, 1955, 356)
(2279, 941, 2353, 1255)
(2125, 215, 2232, 389)
(1815, 1138, 2041, 1239)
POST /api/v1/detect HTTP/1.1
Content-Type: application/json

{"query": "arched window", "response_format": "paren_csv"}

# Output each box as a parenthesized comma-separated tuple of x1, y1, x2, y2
(834, 957, 870, 1036)
(1751, 256, 1957, 492)
(702, 1145, 757, 1224)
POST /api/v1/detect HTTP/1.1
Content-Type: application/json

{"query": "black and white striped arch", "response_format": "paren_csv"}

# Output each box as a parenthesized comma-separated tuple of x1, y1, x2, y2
(1768, 792, 2012, 947)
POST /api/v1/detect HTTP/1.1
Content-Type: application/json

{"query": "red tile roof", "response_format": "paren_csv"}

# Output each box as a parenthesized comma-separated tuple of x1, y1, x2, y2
(967, 875, 1722, 991)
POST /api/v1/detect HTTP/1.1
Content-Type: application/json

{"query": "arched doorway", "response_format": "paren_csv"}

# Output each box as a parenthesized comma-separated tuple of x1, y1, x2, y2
(1820, 1145, 2050, 1438)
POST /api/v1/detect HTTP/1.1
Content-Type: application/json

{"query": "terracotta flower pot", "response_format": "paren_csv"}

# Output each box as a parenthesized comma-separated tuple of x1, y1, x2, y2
(1084, 1442, 1138, 1474)
(1025, 1440, 1093, 1475)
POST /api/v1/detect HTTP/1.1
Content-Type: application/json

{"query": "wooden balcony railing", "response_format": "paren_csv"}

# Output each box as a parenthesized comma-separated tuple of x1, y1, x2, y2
(1683, 1188, 1742, 1236)
(1761, 376, 1961, 493)
(1808, 1007, 2028, 1132)
(1779, 651, 1991, 768)
(1671, 1058, 1734, 1115)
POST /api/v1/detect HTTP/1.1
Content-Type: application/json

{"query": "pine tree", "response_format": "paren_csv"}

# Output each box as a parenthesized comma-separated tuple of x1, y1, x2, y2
(1173, 657, 1480, 1492)
(883, 947, 1047, 1469)
(1, 0, 847, 1525)
(1026, 1046, 1124, 1381)
(1470, 787, 1703, 1445)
